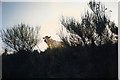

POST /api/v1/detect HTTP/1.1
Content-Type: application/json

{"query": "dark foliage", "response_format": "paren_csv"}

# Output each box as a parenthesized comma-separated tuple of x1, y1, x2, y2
(59, 1, 118, 46)
(2, 43, 118, 78)
(1, 23, 40, 52)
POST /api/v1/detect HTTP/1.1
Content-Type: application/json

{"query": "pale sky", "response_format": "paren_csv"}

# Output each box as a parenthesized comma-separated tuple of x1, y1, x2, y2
(0, 0, 118, 53)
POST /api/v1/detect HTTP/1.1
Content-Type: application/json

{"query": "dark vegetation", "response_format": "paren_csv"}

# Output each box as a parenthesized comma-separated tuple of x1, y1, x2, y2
(1, 1, 118, 79)
(2, 43, 117, 78)
(1, 23, 40, 52)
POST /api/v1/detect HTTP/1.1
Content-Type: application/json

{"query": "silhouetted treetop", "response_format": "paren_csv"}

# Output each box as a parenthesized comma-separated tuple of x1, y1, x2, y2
(1, 23, 40, 52)
(59, 1, 118, 46)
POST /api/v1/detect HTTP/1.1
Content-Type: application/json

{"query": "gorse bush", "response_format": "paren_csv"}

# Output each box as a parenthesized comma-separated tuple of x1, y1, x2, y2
(1, 23, 40, 52)
(59, 1, 118, 46)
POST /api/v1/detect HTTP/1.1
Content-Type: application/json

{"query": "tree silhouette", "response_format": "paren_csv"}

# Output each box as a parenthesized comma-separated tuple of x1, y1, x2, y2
(87, 1, 118, 44)
(59, 1, 118, 46)
(59, 17, 85, 46)
(1, 23, 40, 52)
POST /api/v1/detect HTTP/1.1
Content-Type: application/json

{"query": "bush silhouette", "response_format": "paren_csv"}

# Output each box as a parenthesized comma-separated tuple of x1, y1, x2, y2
(59, 1, 118, 46)
(1, 23, 40, 52)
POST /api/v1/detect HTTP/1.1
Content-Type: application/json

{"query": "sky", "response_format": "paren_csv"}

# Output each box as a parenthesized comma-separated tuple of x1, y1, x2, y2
(0, 0, 118, 53)
(0, 2, 2, 54)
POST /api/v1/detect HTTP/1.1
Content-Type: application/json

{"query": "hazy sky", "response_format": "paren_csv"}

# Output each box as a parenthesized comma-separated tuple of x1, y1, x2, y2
(0, 0, 118, 53)
(0, 2, 2, 54)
